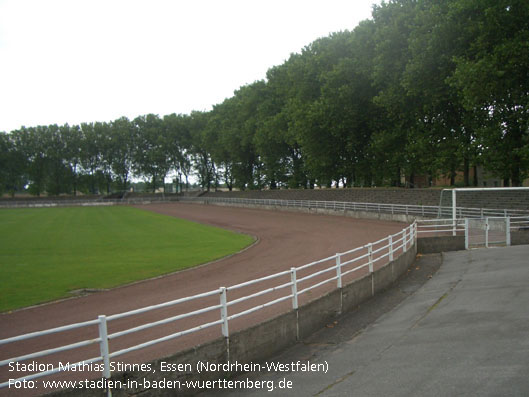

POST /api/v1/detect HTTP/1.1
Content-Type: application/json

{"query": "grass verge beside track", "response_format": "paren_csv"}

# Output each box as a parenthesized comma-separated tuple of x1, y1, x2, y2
(0, 206, 254, 312)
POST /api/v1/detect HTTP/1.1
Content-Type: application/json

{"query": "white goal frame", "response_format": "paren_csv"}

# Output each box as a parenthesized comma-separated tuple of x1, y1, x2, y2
(443, 187, 529, 235)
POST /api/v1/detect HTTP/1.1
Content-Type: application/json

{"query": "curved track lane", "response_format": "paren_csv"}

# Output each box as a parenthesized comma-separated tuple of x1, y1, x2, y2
(1, 203, 404, 395)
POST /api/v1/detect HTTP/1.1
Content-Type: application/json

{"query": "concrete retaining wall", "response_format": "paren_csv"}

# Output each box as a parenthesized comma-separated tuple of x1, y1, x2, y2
(417, 236, 466, 254)
(416, 231, 529, 254)
(511, 230, 529, 246)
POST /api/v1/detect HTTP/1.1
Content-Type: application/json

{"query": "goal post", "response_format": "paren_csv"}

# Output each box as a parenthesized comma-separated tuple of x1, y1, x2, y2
(441, 187, 529, 236)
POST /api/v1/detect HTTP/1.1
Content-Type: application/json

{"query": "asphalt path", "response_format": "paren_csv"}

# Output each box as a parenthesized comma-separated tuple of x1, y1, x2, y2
(206, 245, 529, 397)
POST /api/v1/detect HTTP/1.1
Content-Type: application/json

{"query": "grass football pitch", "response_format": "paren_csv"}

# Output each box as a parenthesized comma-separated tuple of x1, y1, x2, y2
(0, 206, 254, 312)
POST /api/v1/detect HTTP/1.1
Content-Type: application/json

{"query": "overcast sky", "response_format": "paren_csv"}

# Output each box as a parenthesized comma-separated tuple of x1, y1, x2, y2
(0, 0, 379, 133)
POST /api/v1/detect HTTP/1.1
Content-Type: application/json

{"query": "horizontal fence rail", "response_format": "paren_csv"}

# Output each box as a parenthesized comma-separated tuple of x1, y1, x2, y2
(2, 195, 528, 220)
(417, 216, 529, 238)
(0, 196, 180, 209)
(1, 220, 418, 389)
(179, 196, 529, 220)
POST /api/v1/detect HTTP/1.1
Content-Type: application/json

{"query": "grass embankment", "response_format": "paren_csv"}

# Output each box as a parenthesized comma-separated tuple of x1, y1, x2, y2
(0, 206, 254, 312)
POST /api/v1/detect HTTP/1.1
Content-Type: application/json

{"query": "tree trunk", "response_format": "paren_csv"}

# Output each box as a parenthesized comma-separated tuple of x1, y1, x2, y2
(511, 156, 521, 187)
(395, 167, 401, 187)
(463, 157, 470, 186)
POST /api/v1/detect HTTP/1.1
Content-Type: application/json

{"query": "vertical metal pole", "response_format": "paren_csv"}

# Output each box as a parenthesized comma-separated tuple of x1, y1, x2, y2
(465, 218, 469, 250)
(368, 243, 373, 273)
(506, 217, 511, 246)
(336, 254, 342, 289)
(290, 268, 298, 310)
(98, 315, 112, 397)
(368, 243, 374, 296)
(485, 218, 489, 248)
(452, 189, 457, 236)
(389, 235, 394, 261)
(219, 287, 229, 338)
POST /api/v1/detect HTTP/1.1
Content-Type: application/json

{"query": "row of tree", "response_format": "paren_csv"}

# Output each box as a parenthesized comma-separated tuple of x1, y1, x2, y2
(1, 0, 528, 196)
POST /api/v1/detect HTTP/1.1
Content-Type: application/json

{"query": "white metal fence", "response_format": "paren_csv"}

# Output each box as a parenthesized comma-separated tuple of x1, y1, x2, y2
(464, 216, 529, 249)
(0, 222, 417, 390)
(0, 196, 179, 209)
(2, 195, 528, 220)
(416, 216, 529, 249)
(180, 196, 529, 220)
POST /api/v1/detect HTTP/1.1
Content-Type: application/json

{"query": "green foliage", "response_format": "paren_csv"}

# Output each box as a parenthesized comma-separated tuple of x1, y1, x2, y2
(0, 206, 254, 311)
(3, 0, 528, 190)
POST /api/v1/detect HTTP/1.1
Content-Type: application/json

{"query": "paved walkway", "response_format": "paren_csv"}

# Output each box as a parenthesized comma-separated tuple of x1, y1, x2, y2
(207, 245, 529, 396)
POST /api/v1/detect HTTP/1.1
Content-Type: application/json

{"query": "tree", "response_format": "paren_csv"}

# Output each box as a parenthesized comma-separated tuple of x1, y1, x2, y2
(12, 127, 48, 196)
(448, 0, 529, 186)
(110, 117, 135, 192)
(0, 132, 27, 196)
(133, 114, 171, 192)
(163, 113, 192, 192)
(371, 0, 424, 187)
(94, 121, 115, 194)
(61, 124, 82, 195)
(79, 122, 103, 194)
(188, 111, 215, 191)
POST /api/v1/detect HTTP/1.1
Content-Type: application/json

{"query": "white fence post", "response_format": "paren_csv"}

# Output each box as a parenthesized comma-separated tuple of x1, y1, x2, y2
(336, 254, 342, 289)
(219, 287, 229, 338)
(465, 218, 469, 250)
(368, 243, 373, 273)
(506, 217, 511, 246)
(98, 315, 111, 395)
(389, 235, 394, 261)
(290, 268, 298, 310)
(403, 229, 407, 253)
(485, 218, 489, 248)
(452, 189, 457, 236)
(368, 243, 374, 296)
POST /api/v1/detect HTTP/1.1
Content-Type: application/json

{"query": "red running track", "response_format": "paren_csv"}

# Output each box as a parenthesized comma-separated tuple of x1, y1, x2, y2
(0, 202, 405, 395)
